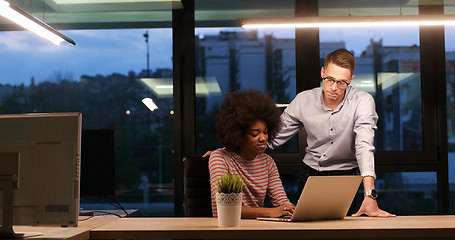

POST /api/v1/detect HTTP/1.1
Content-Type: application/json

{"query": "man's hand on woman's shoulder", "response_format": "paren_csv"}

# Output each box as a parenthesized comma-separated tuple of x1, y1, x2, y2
(202, 151, 213, 158)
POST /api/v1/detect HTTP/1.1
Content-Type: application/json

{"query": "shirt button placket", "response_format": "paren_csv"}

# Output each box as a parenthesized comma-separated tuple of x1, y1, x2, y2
(322, 111, 335, 170)
(320, 111, 334, 171)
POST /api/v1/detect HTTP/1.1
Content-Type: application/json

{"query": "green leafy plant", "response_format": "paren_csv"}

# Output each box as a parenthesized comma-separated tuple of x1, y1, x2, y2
(216, 173, 245, 193)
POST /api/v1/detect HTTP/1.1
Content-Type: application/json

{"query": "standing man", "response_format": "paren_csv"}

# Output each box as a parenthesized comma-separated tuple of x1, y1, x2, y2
(268, 49, 394, 217)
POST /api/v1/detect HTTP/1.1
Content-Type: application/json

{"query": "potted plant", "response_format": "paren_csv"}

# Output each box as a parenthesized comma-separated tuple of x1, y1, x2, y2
(215, 173, 245, 227)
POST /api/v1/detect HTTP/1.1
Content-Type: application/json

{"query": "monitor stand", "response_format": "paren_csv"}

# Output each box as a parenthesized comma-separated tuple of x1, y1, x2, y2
(0, 153, 42, 239)
(0, 175, 25, 238)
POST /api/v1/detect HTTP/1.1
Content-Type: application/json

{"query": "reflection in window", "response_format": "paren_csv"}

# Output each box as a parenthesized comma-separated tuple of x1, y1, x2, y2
(194, 28, 297, 154)
(374, 172, 437, 215)
(0, 29, 174, 216)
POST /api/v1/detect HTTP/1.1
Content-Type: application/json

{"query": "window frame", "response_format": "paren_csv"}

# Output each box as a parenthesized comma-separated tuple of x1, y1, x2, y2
(176, 0, 450, 214)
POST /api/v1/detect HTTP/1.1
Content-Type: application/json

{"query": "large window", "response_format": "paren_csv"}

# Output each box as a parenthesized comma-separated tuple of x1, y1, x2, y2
(194, 28, 297, 154)
(192, 0, 445, 215)
(194, 0, 297, 156)
(2, 0, 452, 217)
(0, 29, 174, 216)
(318, 27, 436, 214)
(445, 25, 455, 213)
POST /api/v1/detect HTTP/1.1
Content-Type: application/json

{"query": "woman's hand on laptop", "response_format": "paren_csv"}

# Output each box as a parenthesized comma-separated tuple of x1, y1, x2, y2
(263, 203, 295, 218)
(242, 203, 295, 218)
(280, 203, 295, 216)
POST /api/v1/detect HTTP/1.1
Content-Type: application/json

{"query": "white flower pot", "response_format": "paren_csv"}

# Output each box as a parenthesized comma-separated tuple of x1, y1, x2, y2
(215, 192, 242, 227)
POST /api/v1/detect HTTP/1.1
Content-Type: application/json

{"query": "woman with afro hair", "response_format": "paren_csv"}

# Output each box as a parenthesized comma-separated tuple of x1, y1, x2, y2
(209, 89, 295, 218)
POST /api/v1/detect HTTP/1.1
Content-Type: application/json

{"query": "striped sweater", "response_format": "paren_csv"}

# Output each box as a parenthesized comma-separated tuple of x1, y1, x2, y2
(209, 148, 290, 217)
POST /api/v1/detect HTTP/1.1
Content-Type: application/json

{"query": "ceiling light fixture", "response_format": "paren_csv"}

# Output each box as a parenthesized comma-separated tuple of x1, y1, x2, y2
(0, 0, 75, 46)
(242, 15, 455, 29)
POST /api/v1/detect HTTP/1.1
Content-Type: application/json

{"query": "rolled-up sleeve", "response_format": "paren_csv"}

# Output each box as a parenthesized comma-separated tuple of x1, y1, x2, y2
(353, 93, 378, 179)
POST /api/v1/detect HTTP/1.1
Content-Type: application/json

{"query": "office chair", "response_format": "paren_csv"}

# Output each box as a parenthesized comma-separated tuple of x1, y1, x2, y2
(183, 156, 212, 217)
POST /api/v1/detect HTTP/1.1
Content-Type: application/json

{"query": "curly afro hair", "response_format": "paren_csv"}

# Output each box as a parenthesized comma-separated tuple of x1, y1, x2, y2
(216, 89, 282, 153)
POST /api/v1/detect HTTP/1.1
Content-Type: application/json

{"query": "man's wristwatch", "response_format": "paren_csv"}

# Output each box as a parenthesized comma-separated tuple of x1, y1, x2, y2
(365, 189, 378, 200)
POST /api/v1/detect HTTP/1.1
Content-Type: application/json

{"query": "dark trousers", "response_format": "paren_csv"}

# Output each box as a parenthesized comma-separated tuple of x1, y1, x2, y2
(298, 162, 361, 216)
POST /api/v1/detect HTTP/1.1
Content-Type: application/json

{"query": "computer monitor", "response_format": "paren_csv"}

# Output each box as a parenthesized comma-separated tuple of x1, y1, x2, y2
(81, 129, 115, 198)
(0, 113, 81, 231)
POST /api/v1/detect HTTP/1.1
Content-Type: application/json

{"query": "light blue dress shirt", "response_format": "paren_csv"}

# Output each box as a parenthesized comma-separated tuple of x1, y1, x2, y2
(268, 86, 378, 178)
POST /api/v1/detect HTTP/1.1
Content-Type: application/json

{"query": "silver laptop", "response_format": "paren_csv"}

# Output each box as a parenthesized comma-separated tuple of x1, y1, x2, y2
(257, 175, 362, 222)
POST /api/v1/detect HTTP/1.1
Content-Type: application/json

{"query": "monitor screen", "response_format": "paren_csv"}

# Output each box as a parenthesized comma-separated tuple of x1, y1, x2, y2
(81, 129, 115, 198)
(0, 112, 81, 227)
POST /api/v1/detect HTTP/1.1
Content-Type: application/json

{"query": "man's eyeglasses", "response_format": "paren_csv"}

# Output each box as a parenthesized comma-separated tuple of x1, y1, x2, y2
(322, 77, 349, 89)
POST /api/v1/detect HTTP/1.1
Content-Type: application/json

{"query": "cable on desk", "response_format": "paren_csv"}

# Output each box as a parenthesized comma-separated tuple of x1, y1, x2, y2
(79, 215, 96, 221)
(79, 211, 123, 221)
(102, 196, 129, 217)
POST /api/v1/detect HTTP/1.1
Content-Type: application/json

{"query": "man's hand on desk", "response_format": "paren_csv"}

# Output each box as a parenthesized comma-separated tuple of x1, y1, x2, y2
(351, 197, 396, 218)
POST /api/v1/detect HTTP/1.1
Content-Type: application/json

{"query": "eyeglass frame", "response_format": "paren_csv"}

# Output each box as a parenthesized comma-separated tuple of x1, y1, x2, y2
(322, 77, 350, 89)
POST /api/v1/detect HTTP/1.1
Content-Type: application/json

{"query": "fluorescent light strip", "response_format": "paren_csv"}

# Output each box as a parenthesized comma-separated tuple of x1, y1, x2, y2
(242, 15, 455, 29)
(0, 0, 75, 46)
(275, 103, 289, 108)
